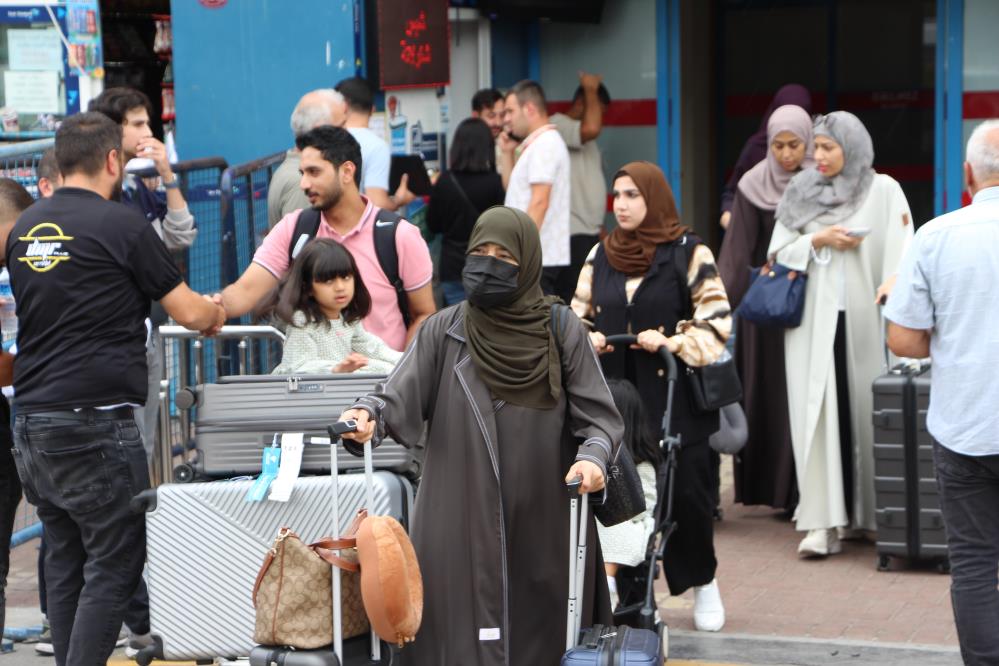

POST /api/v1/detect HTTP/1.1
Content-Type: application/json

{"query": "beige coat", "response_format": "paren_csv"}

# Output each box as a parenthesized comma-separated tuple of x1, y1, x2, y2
(768, 174, 913, 531)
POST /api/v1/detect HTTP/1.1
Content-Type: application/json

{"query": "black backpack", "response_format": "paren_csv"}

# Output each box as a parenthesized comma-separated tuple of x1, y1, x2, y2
(288, 208, 411, 327)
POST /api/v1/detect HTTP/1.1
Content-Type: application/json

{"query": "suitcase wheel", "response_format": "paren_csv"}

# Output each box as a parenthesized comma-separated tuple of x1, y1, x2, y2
(877, 554, 891, 572)
(937, 559, 950, 574)
(173, 463, 195, 483)
(134, 646, 157, 666)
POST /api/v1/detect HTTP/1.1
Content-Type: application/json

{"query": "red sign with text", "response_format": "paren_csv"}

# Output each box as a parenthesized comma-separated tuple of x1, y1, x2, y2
(377, 0, 449, 89)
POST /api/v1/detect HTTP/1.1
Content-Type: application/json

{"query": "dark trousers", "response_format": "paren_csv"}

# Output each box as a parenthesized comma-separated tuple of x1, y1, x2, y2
(13, 409, 149, 666)
(662, 439, 717, 595)
(933, 441, 999, 666)
(542, 234, 601, 303)
(0, 439, 21, 637)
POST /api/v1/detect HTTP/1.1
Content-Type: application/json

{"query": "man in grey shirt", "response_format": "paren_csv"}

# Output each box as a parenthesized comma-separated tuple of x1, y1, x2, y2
(267, 89, 346, 228)
(550, 72, 609, 303)
(885, 118, 999, 666)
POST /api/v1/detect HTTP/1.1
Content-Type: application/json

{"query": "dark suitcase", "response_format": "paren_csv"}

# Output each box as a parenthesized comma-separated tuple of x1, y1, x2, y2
(249, 642, 390, 666)
(872, 359, 948, 571)
(562, 478, 665, 665)
(190, 374, 421, 480)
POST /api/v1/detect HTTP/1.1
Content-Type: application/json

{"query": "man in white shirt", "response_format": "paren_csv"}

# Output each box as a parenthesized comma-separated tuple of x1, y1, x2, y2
(335, 77, 413, 212)
(551, 71, 610, 302)
(885, 119, 999, 666)
(500, 80, 571, 295)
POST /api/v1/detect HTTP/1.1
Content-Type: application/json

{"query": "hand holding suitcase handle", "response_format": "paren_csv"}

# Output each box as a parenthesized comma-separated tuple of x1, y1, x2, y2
(338, 408, 376, 443)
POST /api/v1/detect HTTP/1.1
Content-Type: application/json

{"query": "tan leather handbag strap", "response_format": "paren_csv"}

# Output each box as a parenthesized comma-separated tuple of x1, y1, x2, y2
(252, 549, 275, 608)
(314, 546, 361, 572)
(310, 537, 357, 550)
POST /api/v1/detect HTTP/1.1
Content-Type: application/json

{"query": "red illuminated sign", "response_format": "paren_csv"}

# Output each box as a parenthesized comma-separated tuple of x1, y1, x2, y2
(377, 0, 449, 89)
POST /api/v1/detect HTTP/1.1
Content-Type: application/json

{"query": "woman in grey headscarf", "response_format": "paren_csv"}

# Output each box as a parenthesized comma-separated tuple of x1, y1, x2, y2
(767, 111, 914, 558)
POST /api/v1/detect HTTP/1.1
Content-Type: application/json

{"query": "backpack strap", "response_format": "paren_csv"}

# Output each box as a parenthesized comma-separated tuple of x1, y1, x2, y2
(549, 303, 569, 348)
(372, 208, 411, 328)
(288, 208, 322, 265)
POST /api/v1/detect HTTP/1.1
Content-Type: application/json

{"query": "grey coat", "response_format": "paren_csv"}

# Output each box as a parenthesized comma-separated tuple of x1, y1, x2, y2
(353, 305, 623, 666)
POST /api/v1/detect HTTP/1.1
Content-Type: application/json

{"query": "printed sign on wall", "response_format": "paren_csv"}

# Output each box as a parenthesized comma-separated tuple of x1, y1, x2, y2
(376, 0, 449, 89)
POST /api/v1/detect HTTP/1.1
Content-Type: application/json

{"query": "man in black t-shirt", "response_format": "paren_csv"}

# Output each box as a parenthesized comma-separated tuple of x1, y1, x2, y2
(5, 113, 224, 665)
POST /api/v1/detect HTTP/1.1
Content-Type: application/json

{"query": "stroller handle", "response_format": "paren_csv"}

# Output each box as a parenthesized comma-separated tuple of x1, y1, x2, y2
(603, 334, 678, 383)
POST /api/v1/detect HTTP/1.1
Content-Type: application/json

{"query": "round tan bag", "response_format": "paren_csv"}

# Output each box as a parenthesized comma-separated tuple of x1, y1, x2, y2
(356, 515, 423, 647)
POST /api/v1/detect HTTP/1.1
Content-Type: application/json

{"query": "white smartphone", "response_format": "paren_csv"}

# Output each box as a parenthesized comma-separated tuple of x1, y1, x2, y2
(847, 227, 871, 237)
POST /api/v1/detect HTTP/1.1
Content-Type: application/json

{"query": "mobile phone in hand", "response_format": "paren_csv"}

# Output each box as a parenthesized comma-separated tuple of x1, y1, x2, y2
(847, 227, 871, 238)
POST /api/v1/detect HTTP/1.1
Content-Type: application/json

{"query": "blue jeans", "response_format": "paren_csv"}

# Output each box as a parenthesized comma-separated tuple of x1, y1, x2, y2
(13, 408, 149, 666)
(440, 280, 466, 306)
(933, 441, 999, 666)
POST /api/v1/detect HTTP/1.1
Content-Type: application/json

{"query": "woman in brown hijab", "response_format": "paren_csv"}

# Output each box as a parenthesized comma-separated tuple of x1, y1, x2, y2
(571, 161, 733, 632)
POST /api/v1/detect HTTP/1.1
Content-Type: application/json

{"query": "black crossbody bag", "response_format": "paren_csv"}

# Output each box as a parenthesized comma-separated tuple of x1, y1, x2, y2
(671, 238, 743, 413)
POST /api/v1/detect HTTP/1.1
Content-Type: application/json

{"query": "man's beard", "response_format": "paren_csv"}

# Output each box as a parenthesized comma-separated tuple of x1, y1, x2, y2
(311, 184, 343, 212)
(111, 171, 124, 202)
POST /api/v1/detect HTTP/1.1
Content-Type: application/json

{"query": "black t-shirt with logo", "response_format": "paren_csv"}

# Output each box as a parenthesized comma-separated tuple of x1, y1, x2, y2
(6, 187, 183, 412)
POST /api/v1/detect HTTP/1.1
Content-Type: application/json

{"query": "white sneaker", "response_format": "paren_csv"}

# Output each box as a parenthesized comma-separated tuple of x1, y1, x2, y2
(693, 579, 725, 632)
(797, 528, 842, 558)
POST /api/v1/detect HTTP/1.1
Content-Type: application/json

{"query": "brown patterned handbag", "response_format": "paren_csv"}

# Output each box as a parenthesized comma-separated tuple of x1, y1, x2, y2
(252, 511, 370, 648)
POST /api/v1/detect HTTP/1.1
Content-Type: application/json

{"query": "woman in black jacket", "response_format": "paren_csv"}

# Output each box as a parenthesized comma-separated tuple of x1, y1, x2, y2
(572, 161, 732, 632)
(427, 118, 506, 305)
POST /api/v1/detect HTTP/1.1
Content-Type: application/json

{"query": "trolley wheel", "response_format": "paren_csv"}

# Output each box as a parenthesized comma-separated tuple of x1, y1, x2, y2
(173, 463, 195, 483)
(877, 554, 891, 571)
(937, 560, 951, 574)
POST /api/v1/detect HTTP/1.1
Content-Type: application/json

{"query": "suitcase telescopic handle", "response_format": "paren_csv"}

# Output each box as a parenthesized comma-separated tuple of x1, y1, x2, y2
(324, 422, 381, 662)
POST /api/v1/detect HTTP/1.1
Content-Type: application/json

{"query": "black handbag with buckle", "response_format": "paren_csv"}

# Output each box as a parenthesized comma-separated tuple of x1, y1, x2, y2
(550, 305, 647, 527)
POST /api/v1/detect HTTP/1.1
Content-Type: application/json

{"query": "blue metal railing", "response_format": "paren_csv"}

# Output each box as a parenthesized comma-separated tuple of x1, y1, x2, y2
(0, 138, 55, 198)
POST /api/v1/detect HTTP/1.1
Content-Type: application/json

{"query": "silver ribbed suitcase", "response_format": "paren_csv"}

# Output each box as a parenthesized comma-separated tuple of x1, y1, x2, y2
(138, 469, 413, 661)
(191, 374, 421, 480)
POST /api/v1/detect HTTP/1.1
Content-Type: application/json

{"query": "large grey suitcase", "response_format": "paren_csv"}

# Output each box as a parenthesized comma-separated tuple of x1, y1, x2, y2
(189, 374, 420, 480)
(137, 464, 413, 662)
(872, 360, 948, 571)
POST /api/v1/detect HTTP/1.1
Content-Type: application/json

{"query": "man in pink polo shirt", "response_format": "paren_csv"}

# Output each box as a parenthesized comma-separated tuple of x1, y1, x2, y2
(217, 126, 435, 350)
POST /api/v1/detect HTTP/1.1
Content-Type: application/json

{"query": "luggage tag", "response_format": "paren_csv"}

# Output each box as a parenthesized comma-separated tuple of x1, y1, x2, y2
(244, 435, 282, 502)
(268, 433, 305, 502)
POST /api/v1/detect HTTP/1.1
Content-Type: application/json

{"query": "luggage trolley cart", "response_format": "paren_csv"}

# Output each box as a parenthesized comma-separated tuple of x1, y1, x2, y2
(605, 335, 683, 656)
(154, 324, 286, 485)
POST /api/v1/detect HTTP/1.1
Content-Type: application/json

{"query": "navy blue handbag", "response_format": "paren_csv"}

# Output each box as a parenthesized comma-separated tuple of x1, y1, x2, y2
(735, 263, 808, 328)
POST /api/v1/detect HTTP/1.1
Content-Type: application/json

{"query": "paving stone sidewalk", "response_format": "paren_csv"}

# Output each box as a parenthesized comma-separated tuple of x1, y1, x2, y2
(657, 457, 958, 647)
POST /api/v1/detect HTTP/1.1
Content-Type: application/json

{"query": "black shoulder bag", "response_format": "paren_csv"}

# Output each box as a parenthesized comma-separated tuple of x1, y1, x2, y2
(551, 304, 646, 528)
(671, 238, 743, 413)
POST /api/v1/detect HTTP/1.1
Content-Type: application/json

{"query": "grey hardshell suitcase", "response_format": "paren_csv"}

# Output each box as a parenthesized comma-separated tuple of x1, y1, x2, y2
(191, 374, 420, 480)
(136, 457, 413, 663)
(872, 360, 948, 571)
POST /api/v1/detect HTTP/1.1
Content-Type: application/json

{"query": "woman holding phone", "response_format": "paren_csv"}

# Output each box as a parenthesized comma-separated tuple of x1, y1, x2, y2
(768, 111, 914, 558)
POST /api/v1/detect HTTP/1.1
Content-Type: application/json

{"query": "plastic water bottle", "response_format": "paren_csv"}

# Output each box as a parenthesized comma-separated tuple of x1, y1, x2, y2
(0, 268, 16, 347)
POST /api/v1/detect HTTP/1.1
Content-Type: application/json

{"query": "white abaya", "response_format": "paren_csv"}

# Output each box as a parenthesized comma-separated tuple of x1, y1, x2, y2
(768, 173, 914, 532)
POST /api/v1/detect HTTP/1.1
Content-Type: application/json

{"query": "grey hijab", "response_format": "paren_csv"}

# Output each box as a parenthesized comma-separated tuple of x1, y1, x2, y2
(776, 111, 875, 230)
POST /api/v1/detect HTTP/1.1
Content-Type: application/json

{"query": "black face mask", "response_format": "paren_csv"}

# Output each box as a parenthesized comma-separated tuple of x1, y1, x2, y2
(462, 254, 520, 308)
